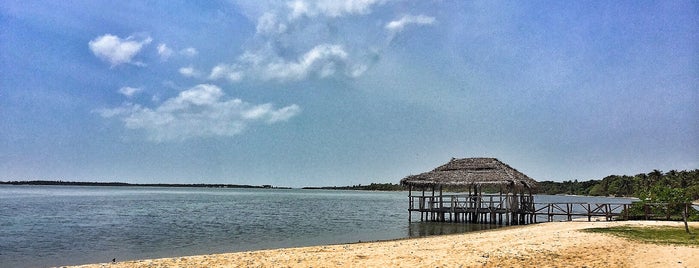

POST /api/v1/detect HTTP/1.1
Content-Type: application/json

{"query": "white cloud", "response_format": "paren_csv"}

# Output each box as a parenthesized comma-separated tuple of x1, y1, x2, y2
(385, 14, 436, 33)
(349, 64, 369, 78)
(267, 104, 302, 123)
(157, 43, 173, 61)
(239, 102, 302, 123)
(166, 84, 223, 107)
(287, 0, 385, 19)
(157, 43, 197, 60)
(256, 12, 287, 35)
(118, 86, 143, 98)
(262, 44, 348, 81)
(180, 47, 198, 57)
(88, 34, 152, 67)
(210, 0, 400, 83)
(209, 44, 352, 82)
(98, 84, 301, 142)
(288, 0, 310, 19)
(208, 64, 244, 82)
(178, 66, 200, 78)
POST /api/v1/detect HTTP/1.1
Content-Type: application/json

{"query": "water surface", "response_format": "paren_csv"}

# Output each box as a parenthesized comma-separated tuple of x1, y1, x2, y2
(0, 186, 490, 267)
(0, 186, 634, 267)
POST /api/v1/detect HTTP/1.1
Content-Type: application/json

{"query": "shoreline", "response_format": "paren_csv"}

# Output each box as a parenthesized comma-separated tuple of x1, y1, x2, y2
(65, 220, 699, 268)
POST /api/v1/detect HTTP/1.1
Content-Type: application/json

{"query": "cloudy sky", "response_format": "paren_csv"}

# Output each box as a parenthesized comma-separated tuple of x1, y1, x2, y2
(1, 1, 697, 187)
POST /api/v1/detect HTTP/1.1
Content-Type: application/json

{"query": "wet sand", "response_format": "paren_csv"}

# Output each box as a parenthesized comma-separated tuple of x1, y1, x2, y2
(66, 220, 699, 268)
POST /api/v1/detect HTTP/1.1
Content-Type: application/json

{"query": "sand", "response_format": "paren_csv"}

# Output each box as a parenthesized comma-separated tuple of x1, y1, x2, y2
(65, 220, 699, 268)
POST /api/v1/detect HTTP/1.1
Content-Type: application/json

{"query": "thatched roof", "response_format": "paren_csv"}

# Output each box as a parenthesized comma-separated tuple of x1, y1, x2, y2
(400, 157, 537, 188)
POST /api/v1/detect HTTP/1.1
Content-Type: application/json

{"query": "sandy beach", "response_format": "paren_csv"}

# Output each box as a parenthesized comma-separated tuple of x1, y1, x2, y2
(66, 220, 698, 268)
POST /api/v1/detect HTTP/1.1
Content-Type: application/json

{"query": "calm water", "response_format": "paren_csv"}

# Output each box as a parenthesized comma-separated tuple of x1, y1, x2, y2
(0, 186, 635, 268)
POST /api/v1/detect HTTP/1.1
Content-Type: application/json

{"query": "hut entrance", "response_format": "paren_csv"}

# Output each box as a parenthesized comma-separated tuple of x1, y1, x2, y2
(400, 158, 537, 225)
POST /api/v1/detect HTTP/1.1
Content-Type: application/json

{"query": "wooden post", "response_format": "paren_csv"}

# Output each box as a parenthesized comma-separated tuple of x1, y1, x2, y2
(567, 203, 572, 221)
(439, 185, 444, 222)
(644, 204, 649, 220)
(421, 188, 425, 221)
(431, 186, 435, 221)
(408, 185, 412, 222)
(474, 185, 480, 223)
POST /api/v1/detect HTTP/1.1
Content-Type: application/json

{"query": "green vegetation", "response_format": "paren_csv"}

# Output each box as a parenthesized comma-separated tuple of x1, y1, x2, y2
(584, 226, 699, 246)
(537, 169, 699, 200)
(537, 169, 699, 225)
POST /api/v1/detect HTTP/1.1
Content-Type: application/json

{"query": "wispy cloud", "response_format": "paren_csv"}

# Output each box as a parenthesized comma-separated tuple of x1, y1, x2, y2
(287, 0, 385, 19)
(88, 34, 152, 67)
(118, 86, 143, 98)
(386, 14, 436, 33)
(157, 43, 173, 61)
(262, 44, 349, 80)
(208, 44, 363, 82)
(180, 47, 198, 57)
(178, 66, 201, 78)
(209, 1, 399, 83)
(158, 43, 197, 61)
(256, 12, 288, 35)
(98, 84, 301, 142)
(208, 64, 244, 82)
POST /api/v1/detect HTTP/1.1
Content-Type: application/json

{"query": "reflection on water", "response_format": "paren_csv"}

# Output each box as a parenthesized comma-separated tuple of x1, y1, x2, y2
(408, 222, 498, 237)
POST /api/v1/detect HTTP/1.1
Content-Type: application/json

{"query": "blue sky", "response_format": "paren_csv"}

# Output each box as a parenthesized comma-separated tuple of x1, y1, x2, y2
(1, 1, 697, 187)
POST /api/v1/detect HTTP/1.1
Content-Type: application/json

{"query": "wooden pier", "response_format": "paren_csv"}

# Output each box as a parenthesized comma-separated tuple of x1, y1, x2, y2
(401, 158, 539, 225)
(532, 202, 631, 222)
(399, 157, 692, 225)
(408, 193, 536, 225)
(407, 194, 634, 224)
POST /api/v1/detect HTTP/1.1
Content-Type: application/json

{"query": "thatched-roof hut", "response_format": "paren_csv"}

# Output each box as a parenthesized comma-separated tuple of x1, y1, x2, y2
(401, 157, 537, 225)
(400, 157, 537, 189)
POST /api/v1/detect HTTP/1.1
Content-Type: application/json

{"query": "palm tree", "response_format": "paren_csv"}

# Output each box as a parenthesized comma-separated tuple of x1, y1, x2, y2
(648, 169, 663, 188)
(635, 173, 649, 197)
(618, 176, 634, 196)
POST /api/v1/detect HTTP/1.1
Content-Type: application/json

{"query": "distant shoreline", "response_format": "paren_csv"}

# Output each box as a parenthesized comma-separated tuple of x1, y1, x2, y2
(0, 180, 407, 191)
(0, 180, 292, 189)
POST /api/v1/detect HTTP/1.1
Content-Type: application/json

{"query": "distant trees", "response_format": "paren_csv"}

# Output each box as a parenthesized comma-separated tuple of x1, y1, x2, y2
(536, 179, 598, 196)
(302, 183, 404, 191)
(537, 169, 699, 227)
(537, 169, 699, 200)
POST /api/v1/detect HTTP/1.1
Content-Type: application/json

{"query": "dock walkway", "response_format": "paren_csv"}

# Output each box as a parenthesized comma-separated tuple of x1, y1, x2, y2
(408, 194, 688, 224)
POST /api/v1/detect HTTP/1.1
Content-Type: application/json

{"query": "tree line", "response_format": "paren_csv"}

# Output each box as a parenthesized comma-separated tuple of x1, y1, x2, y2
(316, 169, 699, 200)
(536, 169, 699, 200)
(4, 169, 698, 200)
(0, 180, 286, 189)
(303, 183, 404, 191)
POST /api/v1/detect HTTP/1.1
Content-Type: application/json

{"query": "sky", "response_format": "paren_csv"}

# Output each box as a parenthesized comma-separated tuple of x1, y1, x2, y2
(1, 1, 697, 187)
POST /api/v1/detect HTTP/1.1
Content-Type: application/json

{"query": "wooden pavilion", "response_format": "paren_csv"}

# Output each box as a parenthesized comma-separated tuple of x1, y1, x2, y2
(400, 157, 538, 225)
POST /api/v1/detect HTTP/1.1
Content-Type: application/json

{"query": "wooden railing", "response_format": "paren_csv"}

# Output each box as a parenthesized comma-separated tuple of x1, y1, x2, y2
(531, 202, 630, 222)
(408, 194, 532, 212)
(408, 194, 693, 224)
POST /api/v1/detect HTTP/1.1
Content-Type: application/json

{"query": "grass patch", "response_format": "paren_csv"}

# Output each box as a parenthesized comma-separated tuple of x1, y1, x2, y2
(583, 226, 699, 246)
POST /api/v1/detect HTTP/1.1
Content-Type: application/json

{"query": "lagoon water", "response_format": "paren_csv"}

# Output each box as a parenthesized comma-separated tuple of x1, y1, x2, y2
(0, 185, 635, 267)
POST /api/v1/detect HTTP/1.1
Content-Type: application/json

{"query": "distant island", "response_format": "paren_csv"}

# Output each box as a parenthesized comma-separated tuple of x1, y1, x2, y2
(0, 180, 291, 189)
(302, 183, 403, 191)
